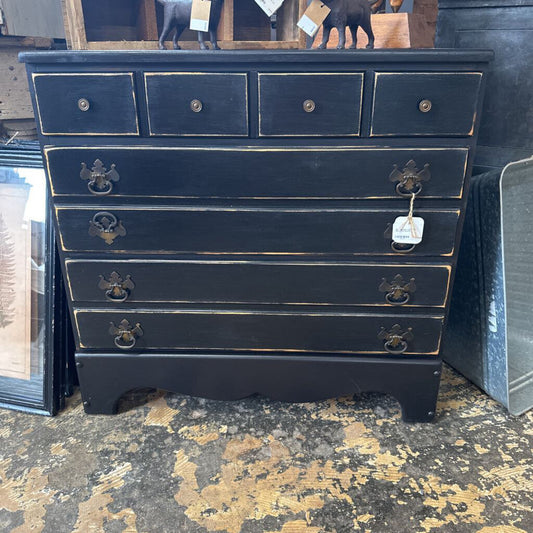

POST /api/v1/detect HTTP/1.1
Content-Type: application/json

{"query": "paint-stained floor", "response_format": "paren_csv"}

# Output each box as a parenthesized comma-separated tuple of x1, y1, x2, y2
(0, 364, 531, 533)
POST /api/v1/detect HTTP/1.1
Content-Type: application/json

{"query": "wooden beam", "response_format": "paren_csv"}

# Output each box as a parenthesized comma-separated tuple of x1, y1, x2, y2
(61, 0, 88, 49)
(0, 49, 34, 121)
(298, 0, 307, 48)
(218, 0, 234, 41)
(137, 0, 158, 41)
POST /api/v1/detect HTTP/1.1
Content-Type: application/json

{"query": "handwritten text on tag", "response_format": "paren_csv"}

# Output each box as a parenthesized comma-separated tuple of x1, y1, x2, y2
(392, 216, 425, 245)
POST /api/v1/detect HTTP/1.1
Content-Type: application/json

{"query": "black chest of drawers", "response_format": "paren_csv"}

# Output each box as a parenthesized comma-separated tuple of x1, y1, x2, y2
(21, 50, 492, 422)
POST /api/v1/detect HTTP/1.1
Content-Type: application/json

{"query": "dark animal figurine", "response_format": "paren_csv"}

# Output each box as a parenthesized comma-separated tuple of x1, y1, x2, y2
(317, 0, 375, 50)
(157, 0, 224, 50)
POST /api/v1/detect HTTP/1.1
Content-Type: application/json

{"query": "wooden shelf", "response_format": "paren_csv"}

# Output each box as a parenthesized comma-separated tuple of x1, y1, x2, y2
(62, 0, 306, 50)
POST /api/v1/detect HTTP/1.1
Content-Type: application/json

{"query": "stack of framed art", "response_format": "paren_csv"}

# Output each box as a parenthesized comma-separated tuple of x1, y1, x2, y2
(0, 140, 74, 415)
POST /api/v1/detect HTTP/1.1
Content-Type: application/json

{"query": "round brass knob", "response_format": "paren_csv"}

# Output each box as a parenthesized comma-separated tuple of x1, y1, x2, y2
(418, 99, 432, 113)
(78, 98, 90, 112)
(303, 99, 316, 113)
(190, 99, 203, 113)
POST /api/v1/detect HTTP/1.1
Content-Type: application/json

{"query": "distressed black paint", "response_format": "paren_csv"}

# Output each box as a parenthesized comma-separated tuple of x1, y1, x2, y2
(21, 50, 492, 422)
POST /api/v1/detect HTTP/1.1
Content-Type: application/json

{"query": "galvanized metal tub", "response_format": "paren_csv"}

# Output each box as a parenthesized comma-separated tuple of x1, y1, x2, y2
(443, 156, 533, 415)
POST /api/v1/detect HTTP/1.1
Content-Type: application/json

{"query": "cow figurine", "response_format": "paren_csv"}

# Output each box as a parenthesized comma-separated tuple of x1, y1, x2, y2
(158, 0, 224, 50)
(317, 0, 375, 50)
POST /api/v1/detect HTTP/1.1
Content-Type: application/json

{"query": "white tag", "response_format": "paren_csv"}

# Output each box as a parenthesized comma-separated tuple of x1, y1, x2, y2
(190, 0, 211, 32)
(254, 0, 285, 17)
(297, 15, 319, 37)
(392, 216, 425, 245)
(190, 18, 209, 32)
(297, 0, 331, 37)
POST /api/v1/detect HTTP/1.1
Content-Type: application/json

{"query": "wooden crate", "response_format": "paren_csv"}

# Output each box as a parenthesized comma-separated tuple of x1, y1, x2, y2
(312, 13, 435, 49)
(62, 0, 307, 50)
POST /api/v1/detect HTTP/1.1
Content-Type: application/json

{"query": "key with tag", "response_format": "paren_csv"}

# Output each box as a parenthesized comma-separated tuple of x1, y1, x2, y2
(392, 193, 425, 245)
(190, 0, 211, 33)
(297, 0, 331, 37)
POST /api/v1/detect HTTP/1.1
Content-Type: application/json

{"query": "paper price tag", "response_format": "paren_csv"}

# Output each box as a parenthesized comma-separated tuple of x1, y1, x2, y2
(190, 0, 211, 32)
(392, 216, 425, 245)
(254, 0, 285, 17)
(297, 0, 331, 37)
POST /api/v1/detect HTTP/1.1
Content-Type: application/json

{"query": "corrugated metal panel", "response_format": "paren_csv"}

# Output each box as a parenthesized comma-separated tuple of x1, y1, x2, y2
(0, 0, 65, 39)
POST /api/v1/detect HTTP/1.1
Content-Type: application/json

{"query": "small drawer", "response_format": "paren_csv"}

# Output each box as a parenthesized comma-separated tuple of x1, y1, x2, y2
(258, 73, 363, 136)
(144, 73, 248, 136)
(65, 260, 451, 308)
(32, 73, 139, 136)
(55, 206, 459, 256)
(74, 309, 443, 355)
(44, 147, 468, 199)
(371, 72, 482, 137)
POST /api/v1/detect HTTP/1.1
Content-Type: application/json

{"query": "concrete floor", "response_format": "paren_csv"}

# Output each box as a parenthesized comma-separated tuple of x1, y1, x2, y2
(0, 364, 531, 533)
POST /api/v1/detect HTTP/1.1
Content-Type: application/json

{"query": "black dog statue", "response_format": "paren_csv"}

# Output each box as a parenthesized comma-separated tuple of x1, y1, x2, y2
(318, 0, 375, 49)
(158, 0, 224, 50)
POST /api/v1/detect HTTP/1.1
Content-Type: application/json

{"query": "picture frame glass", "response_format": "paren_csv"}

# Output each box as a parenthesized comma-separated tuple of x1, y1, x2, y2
(0, 162, 52, 411)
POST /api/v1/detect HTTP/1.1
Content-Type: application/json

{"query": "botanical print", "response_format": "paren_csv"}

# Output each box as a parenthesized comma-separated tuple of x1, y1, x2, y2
(0, 178, 32, 380)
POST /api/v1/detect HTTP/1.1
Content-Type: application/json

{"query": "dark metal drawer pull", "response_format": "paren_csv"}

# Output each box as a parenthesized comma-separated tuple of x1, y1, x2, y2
(384, 224, 417, 254)
(418, 99, 432, 113)
(88, 211, 126, 245)
(78, 97, 90, 111)
(379, 274, 416, 306)
(190, 99, 203, 112)
(80, 159, 120, 196)
(378, 324, 414, 355)
(391, 241, 417, 253)
(98, 271, 135, 302)
(303, 99, 316, 113)
(389, 160, 431, 197)
(109, 319, 143, 350)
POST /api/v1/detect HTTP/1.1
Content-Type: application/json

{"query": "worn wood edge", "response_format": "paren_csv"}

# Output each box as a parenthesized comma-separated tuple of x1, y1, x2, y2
(85, 40, 300, 50)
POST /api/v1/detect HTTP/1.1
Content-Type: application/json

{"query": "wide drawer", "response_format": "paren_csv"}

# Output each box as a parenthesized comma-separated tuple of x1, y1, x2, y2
(55, 206, 460, 256)
(371, 72, 482, 137)
(258, 73, 364, 136)
(144, 73, 248, 136)
(45, 146, 468, 199)
(32, 73, 139, 136)
(65, 260, 451, 307)
(74, 309, 443, 355)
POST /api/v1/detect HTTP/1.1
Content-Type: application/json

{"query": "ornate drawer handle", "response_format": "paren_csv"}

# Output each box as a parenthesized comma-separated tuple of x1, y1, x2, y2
(98, 271, 135, 302)
(109, 319, 143, 350)
(389, 160, 431, 198)
(80, 159, 120, 196)
(384, 224, 417, 254)
(379, 274, 416, 306)
(378, 324, 414, 355)
(78, 98, 90, 112)
(391, 241, 417, 254)
(303, 99, 316, 113)
(418, 99, 432, 113)
(88, 211, 126, 245)
(190, 99, 203, 112)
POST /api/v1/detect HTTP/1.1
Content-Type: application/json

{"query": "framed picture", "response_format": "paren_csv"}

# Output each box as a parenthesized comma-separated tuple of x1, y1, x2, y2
(0, 140, 74, 415)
